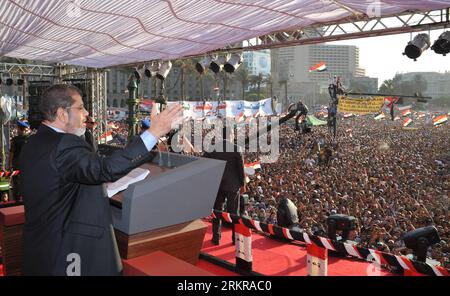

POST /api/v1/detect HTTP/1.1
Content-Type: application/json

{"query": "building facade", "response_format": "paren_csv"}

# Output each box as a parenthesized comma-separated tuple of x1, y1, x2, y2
(399, 72, 450, 99)
(271, 44, 372, 107)
(243, 50, 271, 76)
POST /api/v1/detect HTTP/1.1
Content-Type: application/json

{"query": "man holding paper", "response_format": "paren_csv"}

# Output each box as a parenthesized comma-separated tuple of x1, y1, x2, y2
(20, 84, 183, 276)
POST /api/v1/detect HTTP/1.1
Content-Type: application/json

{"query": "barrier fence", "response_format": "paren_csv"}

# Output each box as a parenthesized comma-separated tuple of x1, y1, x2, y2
(211, 210, 450, 276)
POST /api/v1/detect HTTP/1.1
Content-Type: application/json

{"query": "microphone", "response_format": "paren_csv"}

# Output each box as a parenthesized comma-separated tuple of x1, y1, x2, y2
(157, 137, 171, 167)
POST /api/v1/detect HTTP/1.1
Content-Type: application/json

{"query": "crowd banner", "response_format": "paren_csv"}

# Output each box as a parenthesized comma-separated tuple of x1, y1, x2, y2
(173, 99, 273, 119)
(338, 97, 384, 114)
(244, 101, 260, 117)
(258, 98, 273, 116)
(224, 100, 244, 118)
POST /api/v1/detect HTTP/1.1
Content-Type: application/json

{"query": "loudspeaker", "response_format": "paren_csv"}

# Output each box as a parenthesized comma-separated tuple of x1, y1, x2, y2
(27, 81, 52, 129)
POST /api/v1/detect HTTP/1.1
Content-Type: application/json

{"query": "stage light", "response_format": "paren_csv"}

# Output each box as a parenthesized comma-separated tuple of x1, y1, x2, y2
(17, 78, 24, 86)
(195, 56, 212, 74)
(209, 54, 230, 74)
(327, 214, 357, 241)
(403, 33, 431, 61)
(6, 78, 13, 86)
(143, 63, 153, 78)
(224, 53, 243, 73)
(156, 60, 172, 80)
(133, 65, 145, 80)
(431, 31, 450, 56)
(403, 226, 440, 262)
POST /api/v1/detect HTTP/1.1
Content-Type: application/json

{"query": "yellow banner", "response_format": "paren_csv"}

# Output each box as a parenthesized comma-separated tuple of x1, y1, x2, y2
(338, 97, 384, 114)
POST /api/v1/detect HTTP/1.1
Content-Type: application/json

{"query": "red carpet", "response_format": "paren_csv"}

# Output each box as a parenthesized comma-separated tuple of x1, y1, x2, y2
(196, 259, 240, 276)
(200, 222, 395, 276)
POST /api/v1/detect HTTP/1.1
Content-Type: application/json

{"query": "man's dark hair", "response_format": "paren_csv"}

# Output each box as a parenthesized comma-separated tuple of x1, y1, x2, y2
(40, 84, 82, 121)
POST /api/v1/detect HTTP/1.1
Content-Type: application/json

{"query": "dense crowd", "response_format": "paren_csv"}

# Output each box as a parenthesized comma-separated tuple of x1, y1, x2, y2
(243, 115, 449, 267)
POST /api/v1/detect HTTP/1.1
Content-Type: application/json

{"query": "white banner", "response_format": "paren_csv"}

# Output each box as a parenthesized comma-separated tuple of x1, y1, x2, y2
(244, 101, 260, 117)
(258, 98, 273, 116)
(163, 99, 272, 119)
(225, 100, 244, 118)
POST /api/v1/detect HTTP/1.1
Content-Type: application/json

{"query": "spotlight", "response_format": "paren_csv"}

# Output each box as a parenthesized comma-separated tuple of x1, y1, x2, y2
(431, 31, 450, 56)
(403, 33, 431, 61)
(195, 56, 212, 74)
(224, 53, 243, 73)
(209, 54, 230, 74)
(156, 60, 172, 80)
(403, 226, 440, 262)
(6, 78, 13, 86)
(327, 214, 356, 241)
(133, 65, 145, 80)
(143, 63, 153, 78)
(17, 78, 24, 86)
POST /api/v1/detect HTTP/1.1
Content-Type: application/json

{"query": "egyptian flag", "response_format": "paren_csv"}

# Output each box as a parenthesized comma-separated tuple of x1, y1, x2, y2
(402, 109, 412, 117)
(384, 97, 398, 109)
(309, 61, 327, 72)
(244, 161, 261, 176)
(235, 112, 244, 123)
(98, 131, 113, 143)
(403, 117, 413, 127)
(245, 161, 261, 170)
(433, 115, 448, 126)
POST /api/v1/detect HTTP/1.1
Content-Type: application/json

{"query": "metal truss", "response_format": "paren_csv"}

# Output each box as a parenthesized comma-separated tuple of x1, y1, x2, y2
(91, 69, 108, 141)
(216, 7, 450, 53)
(0, 62, 55, 77)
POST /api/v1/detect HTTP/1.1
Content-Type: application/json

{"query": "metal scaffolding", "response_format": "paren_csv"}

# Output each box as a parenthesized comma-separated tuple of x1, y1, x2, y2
(188, 7, 450, 56)
(59, 66, 109, 141)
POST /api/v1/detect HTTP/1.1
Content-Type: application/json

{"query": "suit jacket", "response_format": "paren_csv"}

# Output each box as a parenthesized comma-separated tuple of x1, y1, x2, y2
(83, 129, 98, 153)
(19, 124, 149, 275)
(203, 140, 245, 193)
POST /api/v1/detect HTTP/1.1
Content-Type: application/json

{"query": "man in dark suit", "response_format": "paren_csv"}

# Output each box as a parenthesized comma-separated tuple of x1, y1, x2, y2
(19, 84, 183, 276)
(82, 115, 98, 153)
(203, 127, 245, 245)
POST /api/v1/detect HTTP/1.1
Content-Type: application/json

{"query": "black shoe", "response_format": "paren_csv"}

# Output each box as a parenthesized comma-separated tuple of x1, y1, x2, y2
(211, 238, 220, 245)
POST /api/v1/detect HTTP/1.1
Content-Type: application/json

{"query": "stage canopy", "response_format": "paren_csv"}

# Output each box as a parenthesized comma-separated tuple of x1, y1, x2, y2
(1, 0, 449, 67)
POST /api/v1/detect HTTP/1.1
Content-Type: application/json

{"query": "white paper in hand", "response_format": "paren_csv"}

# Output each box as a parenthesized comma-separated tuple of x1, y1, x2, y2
(106, 167, 150, 198)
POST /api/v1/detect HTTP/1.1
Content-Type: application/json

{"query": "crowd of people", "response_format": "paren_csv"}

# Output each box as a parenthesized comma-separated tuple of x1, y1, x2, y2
(242, 114, 449, 267)
(8, 108, 446, 267)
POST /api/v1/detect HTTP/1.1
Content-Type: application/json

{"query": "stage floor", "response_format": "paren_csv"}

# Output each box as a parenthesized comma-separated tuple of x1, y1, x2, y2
(198, 221, 395, 276)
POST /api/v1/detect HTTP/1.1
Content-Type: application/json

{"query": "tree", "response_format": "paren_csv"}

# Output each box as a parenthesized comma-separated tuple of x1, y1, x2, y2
(349, 79, 372, 93)
(234, 65, 249, 100)
(378, 79, 394, 94)
(173, 60, 195, 100)
(249, 73, 264, 100)
(379, 74, 428, 97)
(264, 74, 273, 98)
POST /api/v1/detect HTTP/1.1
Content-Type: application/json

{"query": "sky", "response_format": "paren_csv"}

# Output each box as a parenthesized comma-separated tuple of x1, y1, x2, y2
(329, 30, 450, 87)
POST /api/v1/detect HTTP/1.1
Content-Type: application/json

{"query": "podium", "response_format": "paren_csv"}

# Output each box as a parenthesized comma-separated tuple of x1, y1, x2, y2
(110, 152, 225, 264)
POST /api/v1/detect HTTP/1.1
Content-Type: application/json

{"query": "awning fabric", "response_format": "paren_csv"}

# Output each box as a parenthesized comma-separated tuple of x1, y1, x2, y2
(1, 0, 449, 67)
